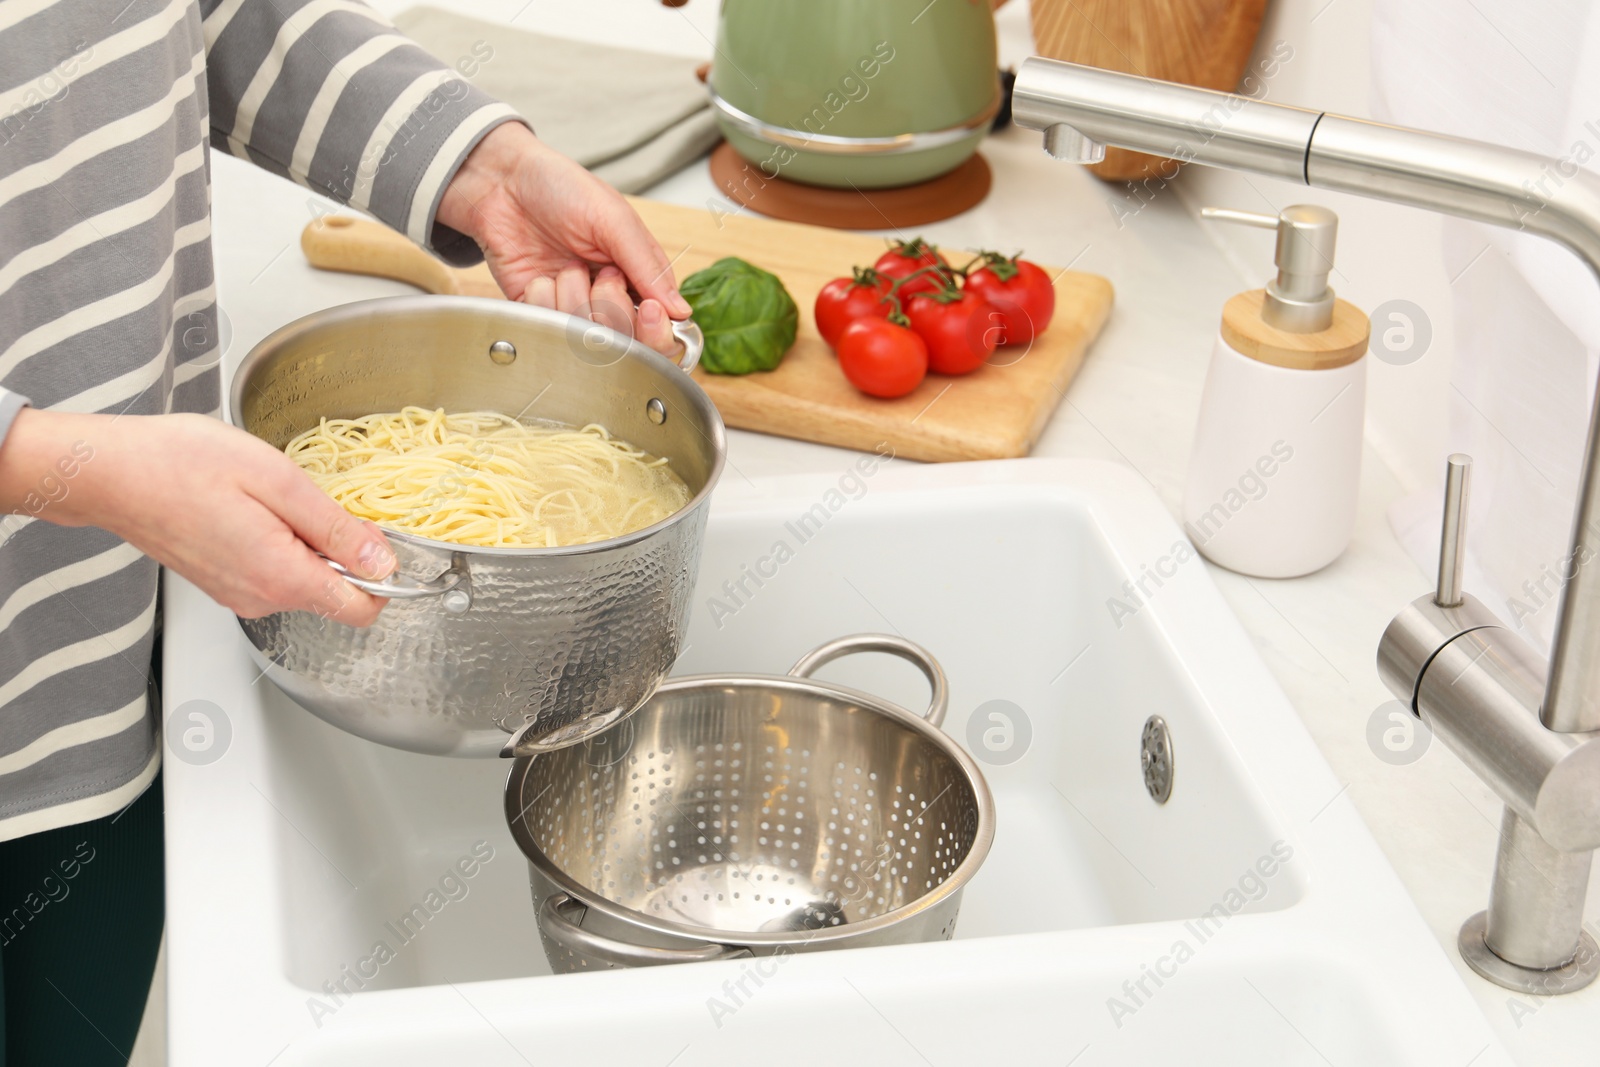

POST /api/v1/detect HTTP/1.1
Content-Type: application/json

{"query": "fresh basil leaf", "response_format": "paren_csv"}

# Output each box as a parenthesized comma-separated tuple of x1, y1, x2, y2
(680, 257, 799, 375)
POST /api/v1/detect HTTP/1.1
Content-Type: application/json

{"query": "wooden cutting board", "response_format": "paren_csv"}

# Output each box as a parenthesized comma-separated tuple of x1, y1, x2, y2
(299, 199, 1113, 462)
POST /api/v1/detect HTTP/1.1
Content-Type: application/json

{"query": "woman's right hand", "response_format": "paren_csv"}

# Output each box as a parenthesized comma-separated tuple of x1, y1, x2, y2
(0, 409, 396, 626)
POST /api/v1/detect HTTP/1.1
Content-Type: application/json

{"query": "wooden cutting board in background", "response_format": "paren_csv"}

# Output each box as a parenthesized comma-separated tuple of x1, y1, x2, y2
(300, 199, 1113, 462)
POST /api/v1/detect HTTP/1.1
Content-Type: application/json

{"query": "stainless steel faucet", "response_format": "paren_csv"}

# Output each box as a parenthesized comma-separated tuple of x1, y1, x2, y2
(1012, 57, 1600, 995)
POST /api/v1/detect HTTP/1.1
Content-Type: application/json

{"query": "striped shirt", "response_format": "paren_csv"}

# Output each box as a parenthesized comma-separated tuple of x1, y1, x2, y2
(0, 0, 519, 839)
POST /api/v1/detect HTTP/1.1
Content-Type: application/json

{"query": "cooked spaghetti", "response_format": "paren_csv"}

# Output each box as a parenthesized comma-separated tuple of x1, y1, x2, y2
(284, 407, 689, 548)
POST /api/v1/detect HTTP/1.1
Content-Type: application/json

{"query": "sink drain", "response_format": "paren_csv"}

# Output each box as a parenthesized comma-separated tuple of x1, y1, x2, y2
(1141, 715, 1174, 804)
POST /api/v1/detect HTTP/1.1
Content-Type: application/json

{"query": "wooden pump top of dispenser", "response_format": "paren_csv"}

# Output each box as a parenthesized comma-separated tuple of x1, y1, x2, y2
(1205, 205, 1371, 370)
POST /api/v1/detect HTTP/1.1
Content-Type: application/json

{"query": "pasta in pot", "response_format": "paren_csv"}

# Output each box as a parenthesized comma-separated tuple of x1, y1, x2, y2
(284, 406, 690, 548)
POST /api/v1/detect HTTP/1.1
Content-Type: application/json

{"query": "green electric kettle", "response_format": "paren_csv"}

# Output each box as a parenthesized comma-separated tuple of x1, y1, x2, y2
(702, 0, 1000, 189)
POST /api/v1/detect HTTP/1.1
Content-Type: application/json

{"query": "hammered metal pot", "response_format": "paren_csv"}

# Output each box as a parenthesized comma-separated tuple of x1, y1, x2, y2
(230, 295, 724, 757)
(505, 635, 995, 971)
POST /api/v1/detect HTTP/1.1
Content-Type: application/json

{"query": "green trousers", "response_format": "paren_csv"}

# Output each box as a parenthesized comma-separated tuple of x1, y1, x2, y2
(0, 772, 165, 1067)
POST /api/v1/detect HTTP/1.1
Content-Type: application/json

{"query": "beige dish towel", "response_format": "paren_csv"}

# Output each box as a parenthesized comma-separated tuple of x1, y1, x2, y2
(394, 7, 720, 193)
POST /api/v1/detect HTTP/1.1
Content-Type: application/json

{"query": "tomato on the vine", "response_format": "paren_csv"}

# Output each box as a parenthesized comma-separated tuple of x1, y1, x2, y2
(904, 288, 1000, 375)
(964, 252, 1055, 345)
(837, 319, 927, 399)
(814, 268, 896, 347)
(873, 238, 949, 298)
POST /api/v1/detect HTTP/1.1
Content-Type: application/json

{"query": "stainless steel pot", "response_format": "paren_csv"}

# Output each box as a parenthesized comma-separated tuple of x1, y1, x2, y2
(230, 295, 725, 757)
(504, 634, 995, 971)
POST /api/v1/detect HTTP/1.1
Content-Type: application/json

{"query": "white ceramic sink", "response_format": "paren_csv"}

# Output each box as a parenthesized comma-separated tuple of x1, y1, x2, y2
(162, 458, 1509, 1065)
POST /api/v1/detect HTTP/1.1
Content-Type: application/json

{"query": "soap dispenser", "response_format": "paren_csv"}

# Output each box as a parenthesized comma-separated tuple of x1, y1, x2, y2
(1182, 205, 1371, 578)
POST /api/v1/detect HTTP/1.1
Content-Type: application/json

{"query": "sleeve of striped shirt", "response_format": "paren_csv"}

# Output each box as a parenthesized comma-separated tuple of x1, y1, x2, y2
(199, 0, 523, 265)
(0, 389, 29, 444)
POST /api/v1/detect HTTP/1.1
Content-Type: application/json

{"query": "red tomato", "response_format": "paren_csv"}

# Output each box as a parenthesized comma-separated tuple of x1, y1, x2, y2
(814, 270, 895, 347)
(837, 319, 927, 399)
(964, 254, 1056, 345)
(873, 238, 949, 298)
(904, 289, 1000, 375)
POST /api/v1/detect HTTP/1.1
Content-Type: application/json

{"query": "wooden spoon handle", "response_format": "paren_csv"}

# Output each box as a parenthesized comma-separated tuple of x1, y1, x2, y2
(300, 215, 466, 295)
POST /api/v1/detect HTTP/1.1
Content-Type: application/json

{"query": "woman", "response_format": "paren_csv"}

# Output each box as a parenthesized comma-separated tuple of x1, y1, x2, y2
(0, 0, 690, 1061)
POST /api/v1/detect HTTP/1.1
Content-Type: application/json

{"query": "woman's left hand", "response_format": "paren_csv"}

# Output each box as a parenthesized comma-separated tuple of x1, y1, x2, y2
(435, 123, 689, 354)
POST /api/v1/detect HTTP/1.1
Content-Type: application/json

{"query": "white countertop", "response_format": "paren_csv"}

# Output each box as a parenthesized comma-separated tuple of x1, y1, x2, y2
(197, 2, 1600, 1060)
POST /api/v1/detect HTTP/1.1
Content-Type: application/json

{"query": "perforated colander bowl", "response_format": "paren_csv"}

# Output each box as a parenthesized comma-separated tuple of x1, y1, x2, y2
(504, 634, 995, 970)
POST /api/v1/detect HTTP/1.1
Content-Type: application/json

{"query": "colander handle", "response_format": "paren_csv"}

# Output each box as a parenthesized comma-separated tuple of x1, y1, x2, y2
(787, 634, 949, 727)
(538, 893, 751, 966)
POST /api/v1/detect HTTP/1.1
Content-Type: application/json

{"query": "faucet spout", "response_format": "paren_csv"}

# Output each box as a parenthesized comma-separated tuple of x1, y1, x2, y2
(1041, 124, 1105, 164)
(1012, 58, 1319, 180)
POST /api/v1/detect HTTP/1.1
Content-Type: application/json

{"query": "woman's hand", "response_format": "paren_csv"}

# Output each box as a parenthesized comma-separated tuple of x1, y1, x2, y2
(0, 409, 396, 626)
(436, 123, 689, 355)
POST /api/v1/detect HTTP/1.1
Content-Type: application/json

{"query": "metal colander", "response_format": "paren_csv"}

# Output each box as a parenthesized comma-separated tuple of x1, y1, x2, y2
(504, 634, 995, 970)
(232, 295, 721, 757)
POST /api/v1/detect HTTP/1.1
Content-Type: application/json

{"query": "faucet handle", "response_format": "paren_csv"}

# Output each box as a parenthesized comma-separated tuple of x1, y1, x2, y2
(1436, 453, 1472, 607)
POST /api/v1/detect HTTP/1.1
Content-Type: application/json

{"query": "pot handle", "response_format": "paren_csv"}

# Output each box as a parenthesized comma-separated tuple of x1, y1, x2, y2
(537, 893, 750, 967)
(669, 318, 704, 374)
(323, 552, 471, 614)
(788, 633, 949, 727)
